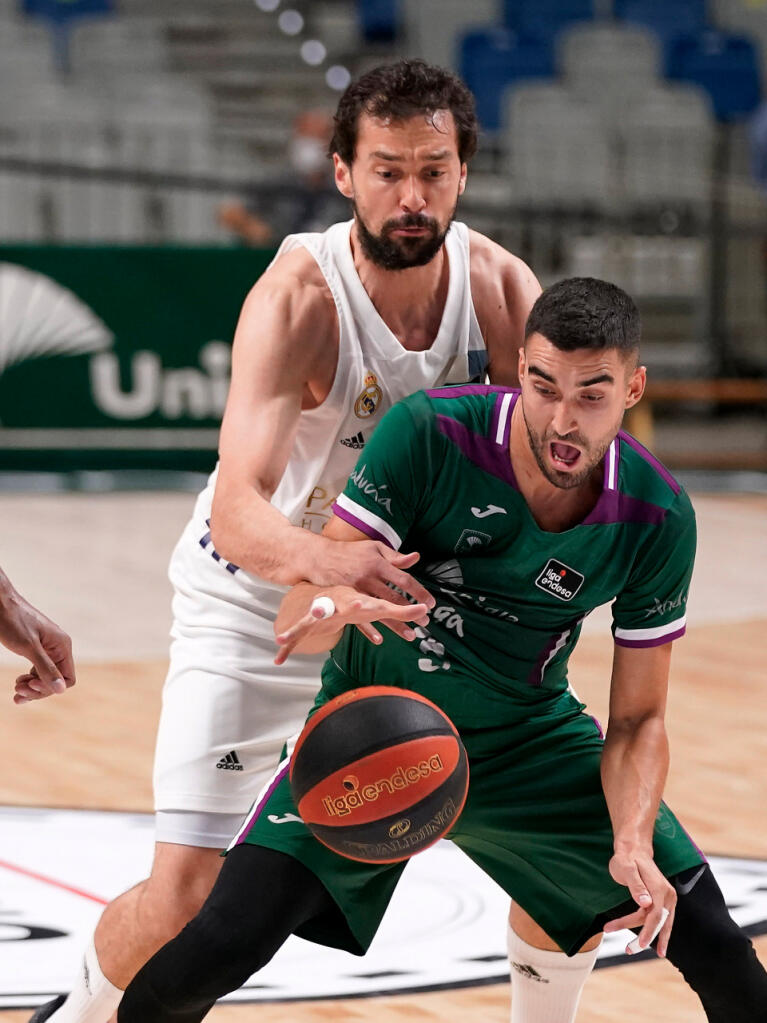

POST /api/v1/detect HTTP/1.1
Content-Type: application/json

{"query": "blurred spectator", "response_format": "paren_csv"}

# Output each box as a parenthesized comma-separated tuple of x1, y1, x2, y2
(218, 109, 349, 245)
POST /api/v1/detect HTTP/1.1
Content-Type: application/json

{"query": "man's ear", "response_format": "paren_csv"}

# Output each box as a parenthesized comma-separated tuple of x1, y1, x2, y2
(517, 344, 527, 384)
(333, 153, 353, 199)
(625, 364, 647, 410)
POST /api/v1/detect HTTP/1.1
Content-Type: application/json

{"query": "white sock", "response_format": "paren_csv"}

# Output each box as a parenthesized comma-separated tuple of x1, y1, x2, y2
(508, 925, 600, 1023)
(49, 934, 123, 1023)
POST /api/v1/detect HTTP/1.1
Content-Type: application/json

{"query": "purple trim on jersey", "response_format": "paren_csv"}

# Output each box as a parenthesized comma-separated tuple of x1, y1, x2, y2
(527, 617, 581, 687)
(332, 501, 395, 548)
(590, 715, 604, 739)
(235, 760, 291, 846)
(614, 624, 686, 648)
(436, 414, 518, 487)
(582, 491, 668, 526)
(426, 383, 516, 399)
(528, 631, 563, 687)
(619, 431, 681, 496)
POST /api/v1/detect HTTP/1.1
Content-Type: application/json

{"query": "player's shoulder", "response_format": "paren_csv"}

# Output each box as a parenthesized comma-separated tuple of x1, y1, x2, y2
(618, 429, 694, 520)
(397, 383, 512, 435)
(238, 245, 336, 350)
(250, 244, 330, 304)
(467, 229, 540, 310)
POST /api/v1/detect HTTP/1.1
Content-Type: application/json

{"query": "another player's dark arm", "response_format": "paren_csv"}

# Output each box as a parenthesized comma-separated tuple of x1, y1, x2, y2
(600, 642, 677, 955)
(0, 566, 75, 703)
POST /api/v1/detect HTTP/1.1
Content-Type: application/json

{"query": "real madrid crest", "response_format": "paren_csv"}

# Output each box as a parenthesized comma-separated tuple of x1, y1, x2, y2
(354, 371, 383, 419)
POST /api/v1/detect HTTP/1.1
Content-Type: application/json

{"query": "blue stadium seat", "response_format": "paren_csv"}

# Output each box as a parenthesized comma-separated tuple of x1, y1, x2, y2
(460, 27, 555, 131)
(616, 0, 707, 62)
(504, 0, 594, 40)
(667, 30, 762, 121)
(357, 0, 398, 43)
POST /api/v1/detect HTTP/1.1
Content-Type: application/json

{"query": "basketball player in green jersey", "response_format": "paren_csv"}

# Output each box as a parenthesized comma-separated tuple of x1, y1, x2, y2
(116, 278, 767, 1023)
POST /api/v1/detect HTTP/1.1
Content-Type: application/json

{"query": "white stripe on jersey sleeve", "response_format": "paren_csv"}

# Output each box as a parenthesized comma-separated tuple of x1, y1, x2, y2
(495, 392, 513, 445)
(334, 492, 403, 550)
(607, 439, 617, 490)
(614, 614, 687, 642)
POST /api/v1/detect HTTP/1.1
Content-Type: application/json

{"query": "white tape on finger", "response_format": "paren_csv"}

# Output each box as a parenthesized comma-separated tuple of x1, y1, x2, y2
(310, 596, 336, 620)
(627, 906, 670, 954)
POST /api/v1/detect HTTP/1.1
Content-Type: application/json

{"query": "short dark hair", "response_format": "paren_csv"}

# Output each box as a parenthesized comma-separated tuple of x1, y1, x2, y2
(330, 59, 478, 166)
(525, 277, 641, 357)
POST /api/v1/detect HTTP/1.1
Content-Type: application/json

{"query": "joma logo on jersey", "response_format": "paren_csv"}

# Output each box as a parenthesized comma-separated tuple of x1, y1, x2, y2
(321, 757, 444, 818)
(535, 559, 585, 601)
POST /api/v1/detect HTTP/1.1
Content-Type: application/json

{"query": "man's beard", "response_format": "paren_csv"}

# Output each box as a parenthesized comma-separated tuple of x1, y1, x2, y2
(522, 407, 614, 490)
(353, 200, 456, 270)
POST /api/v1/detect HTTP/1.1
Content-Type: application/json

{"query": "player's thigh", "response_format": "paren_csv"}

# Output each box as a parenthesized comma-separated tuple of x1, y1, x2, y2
(153, 626, 323, 816)
(453, 699, 701, 954)
(234, 764, 407, 957)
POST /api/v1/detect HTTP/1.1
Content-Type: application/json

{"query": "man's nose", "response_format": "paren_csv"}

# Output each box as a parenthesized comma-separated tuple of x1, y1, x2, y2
(550, 401, 577, 437)
(399, 176, 426, 213)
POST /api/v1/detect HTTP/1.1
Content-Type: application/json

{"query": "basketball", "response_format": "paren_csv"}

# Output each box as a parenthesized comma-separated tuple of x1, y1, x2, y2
(289, 686, 469, 864)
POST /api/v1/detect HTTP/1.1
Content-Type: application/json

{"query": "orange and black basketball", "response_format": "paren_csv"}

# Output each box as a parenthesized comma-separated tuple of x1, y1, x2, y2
(290, 686, 469, 864)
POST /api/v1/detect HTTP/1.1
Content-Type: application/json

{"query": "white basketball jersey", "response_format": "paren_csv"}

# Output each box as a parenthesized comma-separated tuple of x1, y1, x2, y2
(179, 219, 485, 614)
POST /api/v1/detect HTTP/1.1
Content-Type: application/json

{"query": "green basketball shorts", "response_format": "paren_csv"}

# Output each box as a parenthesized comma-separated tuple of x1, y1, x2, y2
(229, 673, 703, 957)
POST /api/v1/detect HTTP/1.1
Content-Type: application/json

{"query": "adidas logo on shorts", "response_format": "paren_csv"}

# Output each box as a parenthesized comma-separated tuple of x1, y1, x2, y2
(216, 751, 243, 771)
(340, 431, 365, 450)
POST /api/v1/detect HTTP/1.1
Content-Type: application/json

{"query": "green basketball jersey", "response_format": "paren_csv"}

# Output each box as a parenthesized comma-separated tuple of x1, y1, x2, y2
(331, 385, 695, 721)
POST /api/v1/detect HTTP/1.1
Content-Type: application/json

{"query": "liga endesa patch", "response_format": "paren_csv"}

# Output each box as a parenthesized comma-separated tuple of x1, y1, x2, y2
(535, 559, 585, 602)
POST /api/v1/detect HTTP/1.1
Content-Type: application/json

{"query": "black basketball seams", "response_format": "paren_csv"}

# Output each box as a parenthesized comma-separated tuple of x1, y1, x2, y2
(291, 695, 456, 802)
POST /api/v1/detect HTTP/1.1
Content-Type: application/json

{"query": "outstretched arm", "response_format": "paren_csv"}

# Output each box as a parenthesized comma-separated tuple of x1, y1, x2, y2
(601, 641, 676, 957)
(0, 567, 75, 704)
(274, 517, 429, 665)
(209, 249, 430, 607)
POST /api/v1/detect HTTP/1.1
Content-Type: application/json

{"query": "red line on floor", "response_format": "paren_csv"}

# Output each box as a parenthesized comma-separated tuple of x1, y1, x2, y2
(0, 858, 108, 905)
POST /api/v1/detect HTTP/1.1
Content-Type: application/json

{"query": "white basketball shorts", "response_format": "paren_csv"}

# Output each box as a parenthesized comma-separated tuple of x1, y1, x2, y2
(153, 520, 324, 840)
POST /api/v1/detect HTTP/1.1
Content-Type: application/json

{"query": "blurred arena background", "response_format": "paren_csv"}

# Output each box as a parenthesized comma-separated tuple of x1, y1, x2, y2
(0, 1, 766, 1020)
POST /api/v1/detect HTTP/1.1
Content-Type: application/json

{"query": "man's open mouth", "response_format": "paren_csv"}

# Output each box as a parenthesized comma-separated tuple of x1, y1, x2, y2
(550, 441, 581, 468)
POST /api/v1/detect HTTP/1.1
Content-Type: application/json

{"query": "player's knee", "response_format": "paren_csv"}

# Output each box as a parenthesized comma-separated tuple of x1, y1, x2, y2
(140, 845, 222, 940)
(125, 881, 282, 1014)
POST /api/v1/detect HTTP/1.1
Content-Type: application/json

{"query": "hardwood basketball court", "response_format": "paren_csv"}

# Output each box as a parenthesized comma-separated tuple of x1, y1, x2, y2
(0, 491, 765, 1022)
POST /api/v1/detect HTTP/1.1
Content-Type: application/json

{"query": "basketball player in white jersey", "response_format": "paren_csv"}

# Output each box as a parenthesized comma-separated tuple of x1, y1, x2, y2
(32, 60, 554, 1023)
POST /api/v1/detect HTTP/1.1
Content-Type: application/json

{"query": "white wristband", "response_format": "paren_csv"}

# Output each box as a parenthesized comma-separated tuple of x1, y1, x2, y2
(310, 596, 336, 620)
(626, 906, 669, 954)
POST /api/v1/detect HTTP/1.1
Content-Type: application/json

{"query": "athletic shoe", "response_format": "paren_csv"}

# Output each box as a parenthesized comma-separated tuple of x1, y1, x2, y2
(28, 995, 66, 1022)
